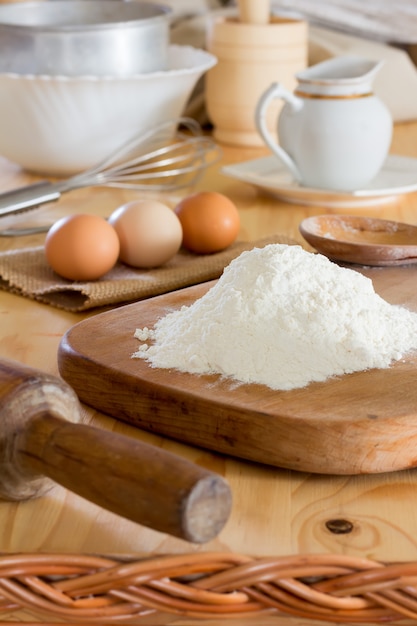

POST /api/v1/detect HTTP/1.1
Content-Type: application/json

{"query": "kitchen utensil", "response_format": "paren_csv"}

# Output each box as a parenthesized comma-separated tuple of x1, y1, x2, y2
(0, 225, 52, 237)
(58, 264, 417, 475)
(0, 117, 221, 219)
(205, 15, 307, 146)
(256, 56, 392, 191)
(237, 0, 270, 24)
(0, 357, 231, 543)
(0, 0, 170, 76)
(300, 214, 417, 266)
(221, 154, 417, 208)
(0, 45, 216, 176)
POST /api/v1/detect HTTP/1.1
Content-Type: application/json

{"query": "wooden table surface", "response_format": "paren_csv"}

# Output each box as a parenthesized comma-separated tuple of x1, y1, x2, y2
(1, 121, 417, 624)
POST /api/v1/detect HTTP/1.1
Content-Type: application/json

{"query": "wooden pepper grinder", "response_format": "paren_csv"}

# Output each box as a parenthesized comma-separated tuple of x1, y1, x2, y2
(205, 0, 308, 146)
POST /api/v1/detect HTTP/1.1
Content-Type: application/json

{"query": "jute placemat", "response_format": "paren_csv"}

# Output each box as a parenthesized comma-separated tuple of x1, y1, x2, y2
(0, 235, 296, 312)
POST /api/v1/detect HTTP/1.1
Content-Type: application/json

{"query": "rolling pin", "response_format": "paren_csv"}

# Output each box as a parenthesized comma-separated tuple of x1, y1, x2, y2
(0, 358, 232, 543)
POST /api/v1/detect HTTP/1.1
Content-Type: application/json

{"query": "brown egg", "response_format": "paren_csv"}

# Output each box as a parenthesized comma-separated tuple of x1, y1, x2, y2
(174, 191, 240, 254)
(45, 214, 120, 281)
(108, 200, 183, 268)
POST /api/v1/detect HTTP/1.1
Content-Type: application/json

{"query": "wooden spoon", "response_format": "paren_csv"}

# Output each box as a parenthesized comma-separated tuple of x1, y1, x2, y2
(299, 215, 417, 266)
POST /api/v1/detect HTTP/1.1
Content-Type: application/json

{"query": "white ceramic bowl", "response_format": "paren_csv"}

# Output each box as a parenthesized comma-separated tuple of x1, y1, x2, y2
(0, 45, 216, 176)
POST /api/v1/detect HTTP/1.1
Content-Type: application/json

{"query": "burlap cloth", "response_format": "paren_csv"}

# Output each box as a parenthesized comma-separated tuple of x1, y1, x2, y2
(0, 235, 296, 312)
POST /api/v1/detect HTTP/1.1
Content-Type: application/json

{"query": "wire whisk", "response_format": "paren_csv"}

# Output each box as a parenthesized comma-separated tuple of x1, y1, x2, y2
(0, 117, 222, 219)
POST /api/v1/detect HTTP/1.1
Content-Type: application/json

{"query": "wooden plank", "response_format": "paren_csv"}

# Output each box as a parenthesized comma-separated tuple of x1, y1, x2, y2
(272, 0, 417, 43)
(58, 264, 417, 476)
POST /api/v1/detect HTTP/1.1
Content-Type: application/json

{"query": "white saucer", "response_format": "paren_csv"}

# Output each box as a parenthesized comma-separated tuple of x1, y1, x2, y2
(221, 154, 417, 209)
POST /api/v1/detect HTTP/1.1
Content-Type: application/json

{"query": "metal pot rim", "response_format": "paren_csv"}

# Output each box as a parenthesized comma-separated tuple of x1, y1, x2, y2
(0, 0, 172, 32)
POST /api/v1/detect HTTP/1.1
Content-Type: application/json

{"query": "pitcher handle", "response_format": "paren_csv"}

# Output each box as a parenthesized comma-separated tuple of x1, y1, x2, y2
(255, 82, 303, 183)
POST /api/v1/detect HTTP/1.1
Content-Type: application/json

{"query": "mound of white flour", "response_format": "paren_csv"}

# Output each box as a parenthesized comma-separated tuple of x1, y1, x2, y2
(132, 244, 417, 390)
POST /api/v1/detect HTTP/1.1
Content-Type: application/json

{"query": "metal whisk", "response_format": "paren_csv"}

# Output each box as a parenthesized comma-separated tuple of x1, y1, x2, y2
(0, 117, 221, 219)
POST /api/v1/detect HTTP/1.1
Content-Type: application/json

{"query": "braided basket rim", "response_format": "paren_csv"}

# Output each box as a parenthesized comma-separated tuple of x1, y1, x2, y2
(0, 551, 416, 624)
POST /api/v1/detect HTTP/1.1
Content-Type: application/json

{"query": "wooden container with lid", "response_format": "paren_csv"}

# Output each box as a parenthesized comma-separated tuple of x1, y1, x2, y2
(205, 2, 308, 147)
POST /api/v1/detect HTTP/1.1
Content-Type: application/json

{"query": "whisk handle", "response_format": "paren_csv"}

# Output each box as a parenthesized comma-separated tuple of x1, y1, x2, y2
(0, 181, 61, 218)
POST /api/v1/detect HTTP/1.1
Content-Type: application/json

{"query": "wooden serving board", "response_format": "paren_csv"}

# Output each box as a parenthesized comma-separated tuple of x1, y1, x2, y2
(58, 265, 417, 475)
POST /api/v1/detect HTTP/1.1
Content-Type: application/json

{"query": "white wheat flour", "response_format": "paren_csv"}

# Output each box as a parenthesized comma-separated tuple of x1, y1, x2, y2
(132, 244, 417, 390)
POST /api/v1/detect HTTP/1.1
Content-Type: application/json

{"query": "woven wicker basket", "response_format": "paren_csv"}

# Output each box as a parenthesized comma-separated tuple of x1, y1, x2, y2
(0, 551, 416, 623)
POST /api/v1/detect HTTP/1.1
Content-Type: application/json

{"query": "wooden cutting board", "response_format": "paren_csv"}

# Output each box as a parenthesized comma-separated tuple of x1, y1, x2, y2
(58, 264, 417, 475)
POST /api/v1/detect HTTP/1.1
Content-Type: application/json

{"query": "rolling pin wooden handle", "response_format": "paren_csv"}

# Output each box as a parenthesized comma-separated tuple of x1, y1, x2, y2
(0, 359, 232, 543)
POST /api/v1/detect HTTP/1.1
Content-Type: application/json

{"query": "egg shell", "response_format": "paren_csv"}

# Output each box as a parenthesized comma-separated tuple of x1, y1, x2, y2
(45, 214, 120, 281)
(108, 200, 183, 268)
(174, 191, 240, 254)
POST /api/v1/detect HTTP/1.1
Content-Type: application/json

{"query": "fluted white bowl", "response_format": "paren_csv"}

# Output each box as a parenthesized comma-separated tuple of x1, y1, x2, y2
(0, 45, 216, 176)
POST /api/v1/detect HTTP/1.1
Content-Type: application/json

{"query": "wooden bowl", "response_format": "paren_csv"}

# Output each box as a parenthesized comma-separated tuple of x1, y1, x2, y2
(299, 214, 417, 266)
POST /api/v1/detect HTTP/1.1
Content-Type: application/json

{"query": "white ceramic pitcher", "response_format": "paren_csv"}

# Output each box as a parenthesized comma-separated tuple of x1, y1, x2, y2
(255, 56, 393, 191)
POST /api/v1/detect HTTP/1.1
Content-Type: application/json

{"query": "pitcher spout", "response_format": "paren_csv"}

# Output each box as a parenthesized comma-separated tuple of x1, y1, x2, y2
(295, 56, 384, 97)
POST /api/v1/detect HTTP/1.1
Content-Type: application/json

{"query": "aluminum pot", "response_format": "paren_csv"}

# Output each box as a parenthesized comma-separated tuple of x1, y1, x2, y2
(0, 0, 171, 76)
